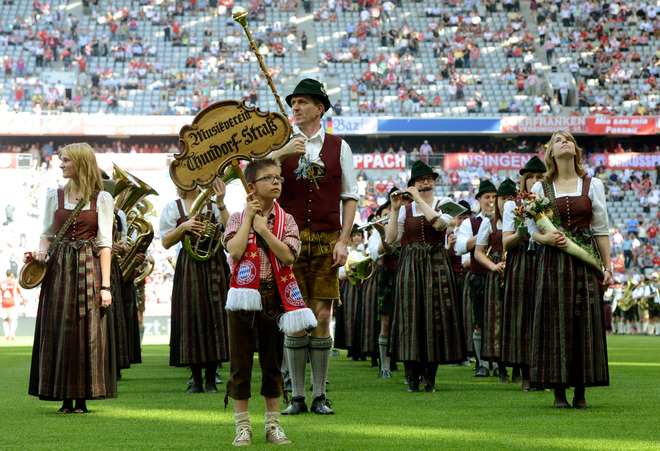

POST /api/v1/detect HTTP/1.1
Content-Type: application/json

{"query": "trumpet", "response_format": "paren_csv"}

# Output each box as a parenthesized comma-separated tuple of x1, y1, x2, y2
(357, 216, 390, 231)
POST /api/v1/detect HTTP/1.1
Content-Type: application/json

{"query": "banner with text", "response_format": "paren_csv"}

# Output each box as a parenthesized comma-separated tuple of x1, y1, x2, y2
(501, 116, 587, 134)
(329, 116, 378, 135)
(353, 153, 406, 169)
(590, 153, 660, 170)
(443, 153, 537, 170)
(586, 117, 656, 135)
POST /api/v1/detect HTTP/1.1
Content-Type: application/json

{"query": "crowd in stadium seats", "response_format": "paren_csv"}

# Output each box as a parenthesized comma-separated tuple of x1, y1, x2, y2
(0, 0, 658, 117)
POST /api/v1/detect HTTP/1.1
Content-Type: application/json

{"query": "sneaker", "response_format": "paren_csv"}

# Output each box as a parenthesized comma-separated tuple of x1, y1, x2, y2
(265, 425, 292, 445)
(232, 427, 252, 446)
(379, 369, 391, 379)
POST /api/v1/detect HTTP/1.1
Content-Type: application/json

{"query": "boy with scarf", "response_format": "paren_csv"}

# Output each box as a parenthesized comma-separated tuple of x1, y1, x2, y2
(223, 158, 317, 446)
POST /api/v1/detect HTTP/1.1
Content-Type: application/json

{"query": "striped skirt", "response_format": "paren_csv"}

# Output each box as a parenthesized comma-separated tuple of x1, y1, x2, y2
(390, 243, 465, 364)
(169, 249, 230, 366)
(482, 252, 504, 361)
(335, 279, 360, 351)
(530, 244, 609, 388)
(461, 273, 474, 355)
(110, 259, 130, 369)
(360, 262, 381, 355)
(501, 243, 535, 366)
(28, 240, 117, 400)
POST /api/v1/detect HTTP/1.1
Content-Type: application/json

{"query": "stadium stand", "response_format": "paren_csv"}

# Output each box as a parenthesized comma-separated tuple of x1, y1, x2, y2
(0, 0, 657, 117)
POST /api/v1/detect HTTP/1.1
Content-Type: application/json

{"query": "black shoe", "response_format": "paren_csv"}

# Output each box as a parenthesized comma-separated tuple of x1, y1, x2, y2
(423, 382, 436, 393)
(204, 383, 218, 393)
(282, 397, 308, 415)
(407, 382, 420, 393)
(474, 367, 490, 378)
(370, 356, 379, 367)
(187, 383, 203, 393)
(379, 369, 391, 379)
(310, 395, 334, 415)
(493, 367, 501, 378)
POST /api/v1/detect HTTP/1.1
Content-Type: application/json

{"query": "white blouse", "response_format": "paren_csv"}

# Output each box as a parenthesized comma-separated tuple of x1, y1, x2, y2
(502, 200, 517, 233)
(476, 217, 502, 246)
(395, 197, 454, 242)
(455, 211, 488, 255)
(528, 178, 609, 236)
(40, 189, 114, 248)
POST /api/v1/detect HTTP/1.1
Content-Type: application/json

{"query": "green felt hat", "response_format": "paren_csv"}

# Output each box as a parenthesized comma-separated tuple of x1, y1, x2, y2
(377, 186, 400, 215)
(350, 223, 362, 235)
(286, 79, 332, 112)
(475, 179, 497, 199)
(519, 155, 547, 175)
(458, 200, 473, 215)
(407, 161, 438, 187)
(496, 178, 518, 197)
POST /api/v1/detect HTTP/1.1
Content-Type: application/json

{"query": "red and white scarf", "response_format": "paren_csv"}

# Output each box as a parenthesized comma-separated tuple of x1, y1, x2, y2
(226, 202, 317, 334)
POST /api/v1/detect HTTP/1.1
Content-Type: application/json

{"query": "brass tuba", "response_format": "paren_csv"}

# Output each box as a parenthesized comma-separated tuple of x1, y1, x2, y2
(617, 280, 637, 312)
(113, 164, 158, 282)
(344, 249, 374, 285)
(184, 165, 239, 262)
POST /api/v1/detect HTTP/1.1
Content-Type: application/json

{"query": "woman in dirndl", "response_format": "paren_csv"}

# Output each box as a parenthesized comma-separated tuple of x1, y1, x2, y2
(386, 161, 466, 393)
(160, 181, 230, 393)
(501, 156, 547, 392)
(529, 130, 611, 409)
(29, 143, 116, 414)
(335, 225, 366, 360)
(474, 179, 517, 383)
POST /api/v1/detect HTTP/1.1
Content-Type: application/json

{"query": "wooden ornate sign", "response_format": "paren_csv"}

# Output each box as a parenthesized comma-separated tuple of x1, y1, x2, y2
(171, 100, 292, 190)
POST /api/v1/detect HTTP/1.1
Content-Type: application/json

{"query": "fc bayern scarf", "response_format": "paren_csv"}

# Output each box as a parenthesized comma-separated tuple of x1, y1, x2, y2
(226, 202, 317, 334)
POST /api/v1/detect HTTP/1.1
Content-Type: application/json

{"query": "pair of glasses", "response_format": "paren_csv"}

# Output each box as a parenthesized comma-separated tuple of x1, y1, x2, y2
(253, 175, 285, 184)
(416, 176, 435, 183)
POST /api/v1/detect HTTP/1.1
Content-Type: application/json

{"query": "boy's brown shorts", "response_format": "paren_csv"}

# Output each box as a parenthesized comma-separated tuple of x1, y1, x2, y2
(294, 228, 340, 301)
(226, 282, 285, 400)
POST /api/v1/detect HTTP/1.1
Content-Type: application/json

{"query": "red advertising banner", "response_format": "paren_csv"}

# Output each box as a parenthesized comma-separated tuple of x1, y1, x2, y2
(501, 116, 586, 134)
(353, 153, 406, 169)
(591, 153, 660, 170)
(586, 117, 656, 135)
(444, 153, 538, 170)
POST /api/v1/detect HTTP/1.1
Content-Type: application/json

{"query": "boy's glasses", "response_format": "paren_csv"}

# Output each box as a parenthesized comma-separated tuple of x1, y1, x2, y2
(253, 175, 285, 184)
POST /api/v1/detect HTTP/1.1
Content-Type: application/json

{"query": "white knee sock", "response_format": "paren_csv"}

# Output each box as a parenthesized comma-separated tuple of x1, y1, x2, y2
(9, 319, 17, 338)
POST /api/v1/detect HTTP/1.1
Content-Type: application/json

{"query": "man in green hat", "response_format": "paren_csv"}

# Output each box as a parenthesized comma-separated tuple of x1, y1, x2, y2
(456, 179, 497, 377)
(271, 78, 359, 416)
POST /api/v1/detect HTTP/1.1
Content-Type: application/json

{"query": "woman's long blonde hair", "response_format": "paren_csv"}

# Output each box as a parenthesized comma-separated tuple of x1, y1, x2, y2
(543, 130, 587, 182)
(61, 143, 103, 201)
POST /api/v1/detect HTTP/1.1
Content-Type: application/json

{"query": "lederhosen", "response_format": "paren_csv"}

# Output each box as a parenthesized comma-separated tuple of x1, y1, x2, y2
(531, 177, 609, 388)
(390, 203, 465, 364)
(481, 217, 504, 362)
(29, 190, 118, 401)
(169, 199, 230, 366)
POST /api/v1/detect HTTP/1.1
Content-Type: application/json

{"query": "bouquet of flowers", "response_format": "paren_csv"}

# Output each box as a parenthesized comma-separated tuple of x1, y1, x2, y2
(513, 190, 603, 273)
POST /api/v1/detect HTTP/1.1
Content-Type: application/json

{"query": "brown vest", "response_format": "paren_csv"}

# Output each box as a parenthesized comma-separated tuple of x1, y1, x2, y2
(469, 216, 488, 275)
(402, 203, 445, 247)
(553, 176, 593, 230)
(489, 217, 503, 253)
(279, 133, 343, 231)
(55, 189, 98, 240)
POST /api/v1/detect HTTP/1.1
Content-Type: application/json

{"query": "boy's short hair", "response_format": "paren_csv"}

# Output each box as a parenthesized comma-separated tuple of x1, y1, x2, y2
(244, 157, 281, 183)
(7, 269, 15, 277)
